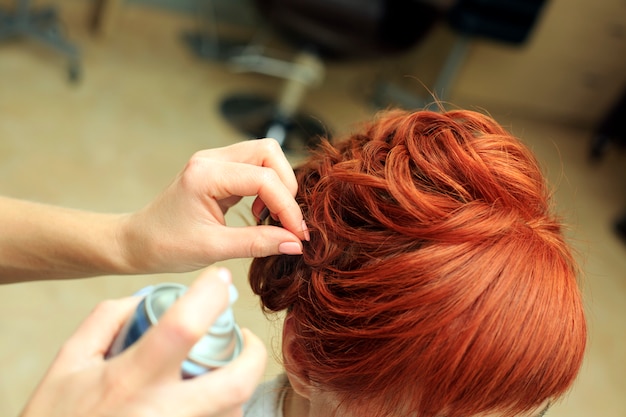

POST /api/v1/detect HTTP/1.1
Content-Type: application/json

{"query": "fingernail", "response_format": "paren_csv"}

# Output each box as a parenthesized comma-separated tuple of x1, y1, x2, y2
(258, 207, 270, 222)
(278, 241, 303, 255)
(217, 268, 232, 284)
(301, 220, 310, 241)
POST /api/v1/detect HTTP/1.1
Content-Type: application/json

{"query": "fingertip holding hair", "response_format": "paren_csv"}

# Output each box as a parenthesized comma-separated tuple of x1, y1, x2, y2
(249, 109, 587, 417)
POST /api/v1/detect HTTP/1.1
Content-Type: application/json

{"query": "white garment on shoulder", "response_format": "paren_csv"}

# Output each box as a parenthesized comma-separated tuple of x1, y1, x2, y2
(243, 373, 289, 417)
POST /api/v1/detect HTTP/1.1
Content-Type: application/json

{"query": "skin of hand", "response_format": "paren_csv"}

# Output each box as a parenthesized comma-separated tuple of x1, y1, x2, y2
(19, 267, 267, 417)
(0, 138, 307, 282)
(119, 138, 308, 274)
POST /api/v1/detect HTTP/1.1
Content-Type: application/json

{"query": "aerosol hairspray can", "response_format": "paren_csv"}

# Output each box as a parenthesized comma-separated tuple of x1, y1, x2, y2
(107, 282, 243, 378)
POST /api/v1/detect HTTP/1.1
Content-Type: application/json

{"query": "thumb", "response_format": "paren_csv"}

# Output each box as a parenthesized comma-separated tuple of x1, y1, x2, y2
(217, 225, 303, 258)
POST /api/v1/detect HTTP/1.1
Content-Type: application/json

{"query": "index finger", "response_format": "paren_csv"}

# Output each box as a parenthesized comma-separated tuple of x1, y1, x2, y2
(185, 151, 305, 242)
(117, 267, 232, 383)
(198, 138, 298, 197)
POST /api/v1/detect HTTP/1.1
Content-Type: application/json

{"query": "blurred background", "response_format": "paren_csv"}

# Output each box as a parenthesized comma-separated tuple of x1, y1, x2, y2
(0, 0, 625, 416)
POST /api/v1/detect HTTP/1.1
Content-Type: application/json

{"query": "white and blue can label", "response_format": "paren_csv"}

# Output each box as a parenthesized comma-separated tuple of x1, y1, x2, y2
(107, 283, 243, 378)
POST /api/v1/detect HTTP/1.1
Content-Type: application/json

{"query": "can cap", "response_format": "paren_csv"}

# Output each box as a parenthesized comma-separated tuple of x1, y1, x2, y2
(145, 283, 186, 323)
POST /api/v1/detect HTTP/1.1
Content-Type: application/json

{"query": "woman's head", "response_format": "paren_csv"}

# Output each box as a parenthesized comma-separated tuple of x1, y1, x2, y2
(249, 109, 587, 417)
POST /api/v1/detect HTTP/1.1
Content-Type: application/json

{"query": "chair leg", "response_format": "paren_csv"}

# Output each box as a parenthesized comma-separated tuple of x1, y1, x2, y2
(220, 49, 329, 152)
(89, 0, 122, 38)
(431, 34, 471, 101)
(265, 51, 324, 146)
(29, 20, 78, 56)
(0, 0, 81, 82)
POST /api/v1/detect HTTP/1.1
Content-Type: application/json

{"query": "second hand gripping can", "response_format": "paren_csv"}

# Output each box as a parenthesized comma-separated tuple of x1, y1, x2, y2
(106, 282, 244, 378)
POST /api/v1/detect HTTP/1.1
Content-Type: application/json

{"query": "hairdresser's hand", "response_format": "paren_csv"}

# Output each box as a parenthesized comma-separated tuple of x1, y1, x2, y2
(121, 139, 307, 273)
(20, 267, 266, 417)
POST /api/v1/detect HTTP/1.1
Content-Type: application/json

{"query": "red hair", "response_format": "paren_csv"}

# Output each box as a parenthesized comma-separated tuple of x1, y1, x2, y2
(249, 109, 586, 417)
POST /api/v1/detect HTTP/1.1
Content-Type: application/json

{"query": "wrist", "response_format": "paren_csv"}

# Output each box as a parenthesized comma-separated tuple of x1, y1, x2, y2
(114, 212, 151, 275)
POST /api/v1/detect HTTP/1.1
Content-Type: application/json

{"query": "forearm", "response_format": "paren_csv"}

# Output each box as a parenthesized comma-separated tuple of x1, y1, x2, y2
(0, 197, 134, 283)
(0, 141, 307, 283)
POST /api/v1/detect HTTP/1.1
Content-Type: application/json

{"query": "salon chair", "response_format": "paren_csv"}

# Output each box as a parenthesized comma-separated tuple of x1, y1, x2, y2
(430, 0, 548, 100)
(219, 0, 449, 152)
(0, 0, 80, 82)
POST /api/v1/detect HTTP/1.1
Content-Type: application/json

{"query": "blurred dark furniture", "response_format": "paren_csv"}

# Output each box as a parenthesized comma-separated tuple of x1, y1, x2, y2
(590, 88, 626, 244)
(431, 0, 548, 100)
(0, 0, 80, 82)
(590, 89, 626, 160)
(449, 0, 547, 44)
(219, 0, 451, 152)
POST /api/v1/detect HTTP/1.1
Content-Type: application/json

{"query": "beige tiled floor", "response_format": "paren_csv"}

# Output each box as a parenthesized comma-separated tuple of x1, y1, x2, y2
(1, 2, 625, 416)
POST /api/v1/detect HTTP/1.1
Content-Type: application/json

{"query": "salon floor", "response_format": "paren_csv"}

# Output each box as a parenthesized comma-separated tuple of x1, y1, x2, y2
(1, 2, 625, 416)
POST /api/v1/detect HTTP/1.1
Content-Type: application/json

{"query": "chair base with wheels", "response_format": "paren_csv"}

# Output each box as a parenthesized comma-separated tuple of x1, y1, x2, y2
(221, 48, 328, 151)
(216, 0, 447, 153)
(0, 0, 81, 82)
(221, 93, 329, 153)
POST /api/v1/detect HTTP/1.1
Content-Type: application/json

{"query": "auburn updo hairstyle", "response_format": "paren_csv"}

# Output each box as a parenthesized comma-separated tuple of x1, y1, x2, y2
(249, 109, 587, 417)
